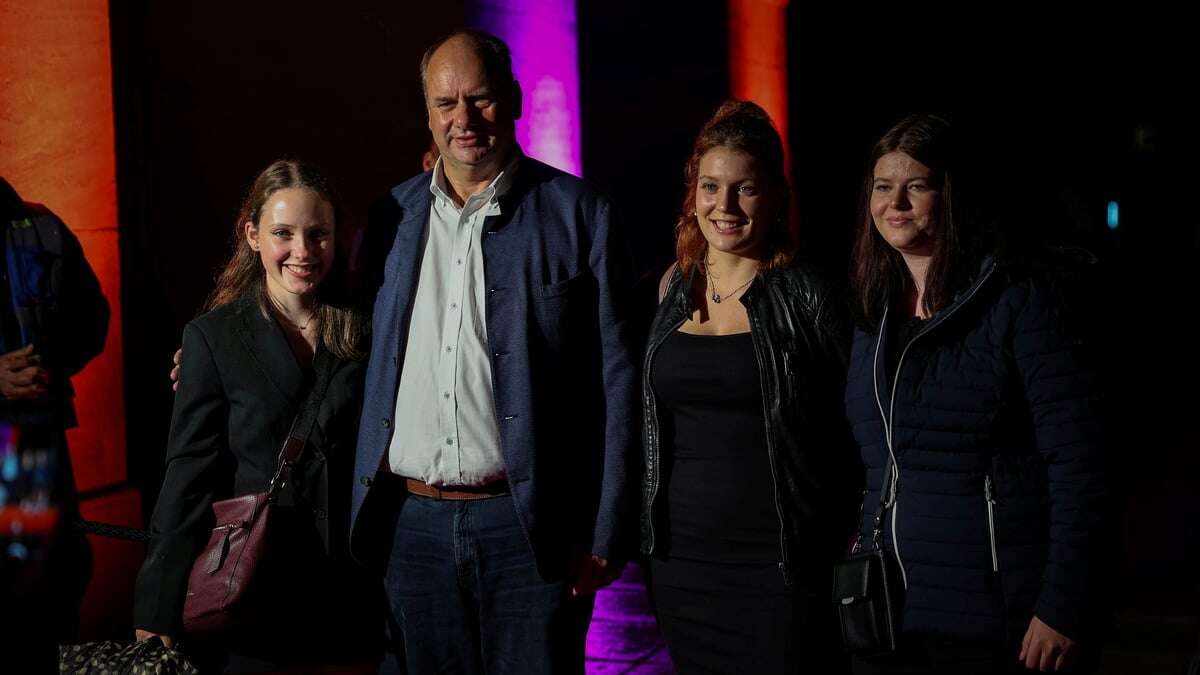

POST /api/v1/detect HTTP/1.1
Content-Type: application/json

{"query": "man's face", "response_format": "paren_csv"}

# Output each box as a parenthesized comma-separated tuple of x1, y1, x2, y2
(424, 39, 519, 178)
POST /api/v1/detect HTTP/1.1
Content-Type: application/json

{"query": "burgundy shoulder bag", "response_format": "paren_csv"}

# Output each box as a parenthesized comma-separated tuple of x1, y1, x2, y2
(181, 347, 335, 636)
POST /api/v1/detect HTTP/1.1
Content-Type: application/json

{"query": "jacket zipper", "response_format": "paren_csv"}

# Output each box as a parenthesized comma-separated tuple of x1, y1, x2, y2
(984, 475, 999, 573)
(748, 308, 791, 583)
(871, 262, 998, 591)
(642, 314, 685, 555)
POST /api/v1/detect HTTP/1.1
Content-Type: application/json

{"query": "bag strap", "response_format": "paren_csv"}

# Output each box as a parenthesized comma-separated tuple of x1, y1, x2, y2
(266, 346, 337, 497)
(76, 346, 340, 541)
(853, 452, 896, 554)
(657, 261, 679, 304)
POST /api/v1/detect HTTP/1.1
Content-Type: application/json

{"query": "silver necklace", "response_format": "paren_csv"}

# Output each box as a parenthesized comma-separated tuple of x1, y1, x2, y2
(708, 274, 753, 304)
(267, 292, 314, 330)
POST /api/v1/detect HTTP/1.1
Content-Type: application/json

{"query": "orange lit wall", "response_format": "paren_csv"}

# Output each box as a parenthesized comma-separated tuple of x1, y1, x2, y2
(1, 0, 138, 636)
(728, 0, 790, 163)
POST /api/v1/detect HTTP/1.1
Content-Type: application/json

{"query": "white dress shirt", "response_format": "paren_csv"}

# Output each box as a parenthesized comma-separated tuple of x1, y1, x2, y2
(386, 157, 517, 486)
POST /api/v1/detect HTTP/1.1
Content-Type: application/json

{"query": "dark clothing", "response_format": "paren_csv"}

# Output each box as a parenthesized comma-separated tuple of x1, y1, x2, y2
(352, 156, 640, 577)
(379, 481, 592, 674)
(352, 156, 639, 670)
(641, 263, 859, 673)
(641, 263, 861, 579)
(851, 633, 1034, 674)
(845, 257, 1109, 645)
(133, 294, 380, 665)
(0, 196, 107, 666)
(0, 202, 109, 428)
(650, 555, 846, 675)
(651, 330, 777, 563)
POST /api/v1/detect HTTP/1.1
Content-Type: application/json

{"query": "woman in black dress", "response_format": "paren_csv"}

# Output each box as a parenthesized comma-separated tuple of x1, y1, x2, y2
(640, 101, 860, 674)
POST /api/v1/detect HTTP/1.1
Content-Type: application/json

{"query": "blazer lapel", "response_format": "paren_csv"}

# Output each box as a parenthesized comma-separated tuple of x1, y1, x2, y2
(385, 192, 433, 335)
(233, 295, 304, 406)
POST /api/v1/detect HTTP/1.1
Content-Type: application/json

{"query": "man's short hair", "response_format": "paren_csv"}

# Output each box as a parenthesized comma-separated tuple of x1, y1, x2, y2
(419, 28, 515, 98)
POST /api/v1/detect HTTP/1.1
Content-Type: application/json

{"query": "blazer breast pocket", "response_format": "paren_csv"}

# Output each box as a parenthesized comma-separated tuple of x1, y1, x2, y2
(533, 272, 588, 350)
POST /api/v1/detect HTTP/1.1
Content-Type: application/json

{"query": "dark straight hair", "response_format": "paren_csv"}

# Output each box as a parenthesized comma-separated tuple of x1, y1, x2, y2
(851, 114, 977, 328)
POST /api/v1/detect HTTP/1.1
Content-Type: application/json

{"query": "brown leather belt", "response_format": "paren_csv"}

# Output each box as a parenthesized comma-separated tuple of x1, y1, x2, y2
(404, 477, 509, 501)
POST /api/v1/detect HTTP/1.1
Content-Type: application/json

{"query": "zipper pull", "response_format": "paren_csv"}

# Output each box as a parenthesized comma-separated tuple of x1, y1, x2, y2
(204, 522, 239, 575)
(984, 475, 999, 573)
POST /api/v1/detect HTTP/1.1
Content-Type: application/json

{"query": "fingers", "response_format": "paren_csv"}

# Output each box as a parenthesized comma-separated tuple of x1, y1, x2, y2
(572, 556, 607, 597)
(170, 345, 183, 389)
(596, 559, 623, 589)
(1020, 621, 1033, 663)
(1, 367, 49, 399)
(1039, 643, 1057, 672)
(8, 366, 48, 387)
(1023, 640, 1039, 671)
(0, 344, 37, 370)
(134, 629, 176, 649)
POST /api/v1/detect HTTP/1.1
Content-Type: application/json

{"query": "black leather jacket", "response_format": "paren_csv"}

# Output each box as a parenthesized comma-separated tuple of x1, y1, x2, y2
(639, 262, 862, 582)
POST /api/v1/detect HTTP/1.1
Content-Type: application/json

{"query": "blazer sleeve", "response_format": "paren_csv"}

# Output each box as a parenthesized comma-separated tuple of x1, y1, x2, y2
(133, 321, 230, 634)
(1012, 280, 1109, 642)
(586, 197, 641, 561)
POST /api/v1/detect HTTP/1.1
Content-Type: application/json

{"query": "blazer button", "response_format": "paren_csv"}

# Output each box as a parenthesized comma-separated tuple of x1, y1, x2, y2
(381, 418, 391, 429)
(313, 508, 327, 520)
(360, 475, 373, 487)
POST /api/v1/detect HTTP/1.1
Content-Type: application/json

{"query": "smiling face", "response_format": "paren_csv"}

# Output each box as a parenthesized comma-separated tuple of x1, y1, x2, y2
(423, 37, 520, 180)
(245, 187, 335, 303)
(870, 151, 939, 257)
(694, 146, 775, 261)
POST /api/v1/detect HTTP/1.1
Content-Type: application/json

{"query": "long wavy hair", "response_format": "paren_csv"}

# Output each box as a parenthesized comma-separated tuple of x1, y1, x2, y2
(851, 114, 975, 328)
(206, 159, 365, 359)
(675, 100, 796, 276)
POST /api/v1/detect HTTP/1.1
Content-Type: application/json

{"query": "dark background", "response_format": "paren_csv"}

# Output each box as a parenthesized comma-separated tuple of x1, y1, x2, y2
(108, 0, 1196, 658)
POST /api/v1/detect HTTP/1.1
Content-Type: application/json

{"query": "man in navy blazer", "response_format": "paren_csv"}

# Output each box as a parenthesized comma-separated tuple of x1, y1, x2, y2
(349, 29, 639, 673)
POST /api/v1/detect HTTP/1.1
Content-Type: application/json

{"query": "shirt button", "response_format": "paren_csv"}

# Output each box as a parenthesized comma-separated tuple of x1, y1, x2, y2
(450, 303, 458, 309)
(443, 392, 451, 399)
(445, 438, 454, 446)
(445, 346, 452, 352)
(381, 418, 391, 429)
(456, 259, 463, 265)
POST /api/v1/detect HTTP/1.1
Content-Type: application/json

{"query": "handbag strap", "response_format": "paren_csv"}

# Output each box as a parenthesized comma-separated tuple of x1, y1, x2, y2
(266, 346, 337, 497)
(854, 453, 896, 554)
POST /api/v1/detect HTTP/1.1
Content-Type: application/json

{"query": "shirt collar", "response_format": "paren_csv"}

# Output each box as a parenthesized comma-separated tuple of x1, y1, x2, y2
(429, 151, 521, 208)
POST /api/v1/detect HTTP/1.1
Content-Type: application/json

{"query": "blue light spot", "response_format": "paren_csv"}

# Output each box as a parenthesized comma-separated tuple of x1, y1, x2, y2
(1107, 201, 1119, 230)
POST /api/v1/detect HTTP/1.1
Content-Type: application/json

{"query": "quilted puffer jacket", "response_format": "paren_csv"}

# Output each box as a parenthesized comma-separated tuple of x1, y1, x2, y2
(845, 255, 1109, 643)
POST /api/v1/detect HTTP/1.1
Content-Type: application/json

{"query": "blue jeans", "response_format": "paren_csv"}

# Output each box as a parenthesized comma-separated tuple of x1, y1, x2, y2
(382, 492, 590, 674)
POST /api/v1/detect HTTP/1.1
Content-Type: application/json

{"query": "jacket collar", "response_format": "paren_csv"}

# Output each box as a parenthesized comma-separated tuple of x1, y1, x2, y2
(232, 292, 306, 405)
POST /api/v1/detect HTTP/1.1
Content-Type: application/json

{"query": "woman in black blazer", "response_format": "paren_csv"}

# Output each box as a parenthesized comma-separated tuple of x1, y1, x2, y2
(133, 160, 378, 672)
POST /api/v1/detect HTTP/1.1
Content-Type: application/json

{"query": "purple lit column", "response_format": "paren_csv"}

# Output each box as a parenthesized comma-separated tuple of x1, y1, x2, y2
(468, 0, 582, 176)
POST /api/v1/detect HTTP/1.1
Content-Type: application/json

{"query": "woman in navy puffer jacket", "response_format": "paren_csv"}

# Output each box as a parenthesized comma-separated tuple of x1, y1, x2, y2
(845, 115, 1109, 674)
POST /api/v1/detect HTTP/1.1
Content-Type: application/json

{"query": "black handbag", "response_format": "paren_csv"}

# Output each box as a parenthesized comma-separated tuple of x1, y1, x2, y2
(834, 457, 902, 654)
